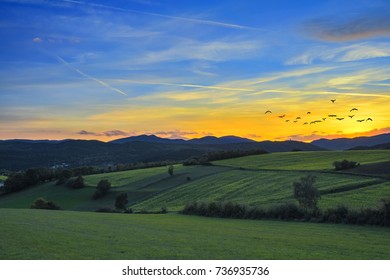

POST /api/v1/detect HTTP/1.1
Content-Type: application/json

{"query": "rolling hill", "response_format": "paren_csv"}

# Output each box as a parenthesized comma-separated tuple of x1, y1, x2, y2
(311, 133, 390, 150)
(0, 137, 322, 170)
(0, 150, 388, 212)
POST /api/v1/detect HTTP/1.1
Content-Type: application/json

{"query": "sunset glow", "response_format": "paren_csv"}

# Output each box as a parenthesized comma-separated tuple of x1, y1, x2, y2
(1, 0, 389, 142)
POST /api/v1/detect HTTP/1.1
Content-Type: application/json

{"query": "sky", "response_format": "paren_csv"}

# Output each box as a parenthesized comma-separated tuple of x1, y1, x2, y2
(0, 0, 389, 142)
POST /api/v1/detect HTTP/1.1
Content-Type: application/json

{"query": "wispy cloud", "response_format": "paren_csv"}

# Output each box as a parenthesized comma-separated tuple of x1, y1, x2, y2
(59, 0, 259, 30)
(77, 129, 129, 137)
(114, 79, 255, 92)
(287, 43, 390, 65)
(132, 39, 261, 64)
(302, 4, 390, 41)
(56, 56, 128, 96)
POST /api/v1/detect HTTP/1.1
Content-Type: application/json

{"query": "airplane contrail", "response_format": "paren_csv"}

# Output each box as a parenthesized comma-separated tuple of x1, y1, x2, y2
(112, 79, 255, 92)
(56, 56, 128, 96)
(61, 0, 259, 31)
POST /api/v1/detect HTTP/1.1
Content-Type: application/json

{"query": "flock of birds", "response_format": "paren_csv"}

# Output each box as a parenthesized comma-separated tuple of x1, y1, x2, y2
(264, 99, 373, 125)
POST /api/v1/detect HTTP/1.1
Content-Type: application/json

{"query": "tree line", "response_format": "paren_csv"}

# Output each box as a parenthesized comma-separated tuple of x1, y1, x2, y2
(181, 175, 390, 227)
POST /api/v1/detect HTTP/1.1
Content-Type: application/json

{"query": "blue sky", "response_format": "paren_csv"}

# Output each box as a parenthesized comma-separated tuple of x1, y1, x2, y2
(0, 0, 389, 141)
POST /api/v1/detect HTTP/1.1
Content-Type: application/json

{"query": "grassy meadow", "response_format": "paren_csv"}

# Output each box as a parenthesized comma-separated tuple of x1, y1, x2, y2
(1, 208, 389, 260)
(0, 150, 389, 212)
(0, 150, 389, 259)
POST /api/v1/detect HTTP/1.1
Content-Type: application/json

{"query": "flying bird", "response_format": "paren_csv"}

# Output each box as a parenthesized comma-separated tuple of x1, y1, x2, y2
(322, 118, 326, 121)
(278, 115, 286, 118)
(350, 108, 358, 112)
(303, 122, 308, 125)
(328, 114, 337, 117)
(348, 115, 354, 118)
(366, 118, 373, 121)
(285, 120, 290, 122)
(336, 118, 344, 121)
(294, 120, 298, 123)
(307, 112, 311, 114)
(310, 121, 315, 124)
(330, 99, 336, 103)
(296, 117, 301, 120)
(265, 110, 272, 114)
(357, 119, 365, 122)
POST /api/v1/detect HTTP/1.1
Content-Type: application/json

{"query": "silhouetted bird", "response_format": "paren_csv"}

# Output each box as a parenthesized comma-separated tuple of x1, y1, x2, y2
(330, 99, 336, 103)
(366, 118, 373, 121)
(350, 108, 358, 112)
(310, 121, 315, 124)
(294, 120, 298, 123)
(322, 118, 326, 121)
(285, 120, 290, 122)
(336, 118, 344, 120)
(307, 112, 311, 114)
(303, 122, 308, 125)
(278, 115, 285, 118)
(328, 114, 337, 117)
(296, 117, 301, 119)
(357, 119, 364, 122)
(348, 115, 354, 118)
(265, 110, 272, 114)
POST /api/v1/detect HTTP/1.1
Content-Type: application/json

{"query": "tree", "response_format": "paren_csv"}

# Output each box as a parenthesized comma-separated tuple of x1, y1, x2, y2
(115, 192, 128, 210)
(30, 197, 61, 210)
(168, 165, 174, 176)
(93, 179, 111, 199)
(3, 172, 26, 193)
(293, 175, 320, 212)
(333, 159, 359, 170)
(71, 175, 85, 189)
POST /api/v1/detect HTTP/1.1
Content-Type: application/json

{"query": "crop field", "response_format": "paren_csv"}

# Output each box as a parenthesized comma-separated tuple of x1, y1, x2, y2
(216, 150, 390, 171)
(0, 150, 388, 212)
(133, 170, 384, 211)
(1, 208, 389, 260)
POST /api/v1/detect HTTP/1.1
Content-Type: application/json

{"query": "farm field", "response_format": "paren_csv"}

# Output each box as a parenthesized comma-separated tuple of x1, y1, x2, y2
(1, 208, 389, 260)
(0, 150, 389, 212)
(216, 150, 390, 171)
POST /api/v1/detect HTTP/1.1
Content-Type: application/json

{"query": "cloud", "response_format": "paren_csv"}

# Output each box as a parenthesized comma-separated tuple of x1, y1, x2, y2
(287, 43, 390, 65)
(77, 129, 130, 137)
(302, 5, 390, 41)
(133, 39, 261, 64)
(77, 130, 100, 136)
(103, 130, 128, 137)
(154, 130, 198, 139)
(60, 0, 259, 31)
(32, 37, 43, 43)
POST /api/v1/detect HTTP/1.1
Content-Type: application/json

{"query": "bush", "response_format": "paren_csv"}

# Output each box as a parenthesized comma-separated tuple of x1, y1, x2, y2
(333, 159, 359, 170)
(66, 175, 85, 189)
(115, 192, 128, 210)
(30, 197, 61, 210)
(293, 175, 320, 212)
(93, 179, 111, 199)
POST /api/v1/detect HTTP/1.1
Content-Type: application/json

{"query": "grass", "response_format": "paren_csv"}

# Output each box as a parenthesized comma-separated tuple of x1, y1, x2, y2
(0, 165, 230, 211)
(0, 150, 388, 212)
(133, 169, 384, 211)
(1, 208, 389, 260)
(215, 150, 390, 171)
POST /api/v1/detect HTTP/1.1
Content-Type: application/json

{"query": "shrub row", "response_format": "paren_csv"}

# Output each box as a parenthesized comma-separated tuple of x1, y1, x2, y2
(180, 199, 390, 227)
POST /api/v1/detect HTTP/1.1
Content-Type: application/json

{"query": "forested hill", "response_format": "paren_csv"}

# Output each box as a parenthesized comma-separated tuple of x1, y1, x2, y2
(0, 139, 322, 170)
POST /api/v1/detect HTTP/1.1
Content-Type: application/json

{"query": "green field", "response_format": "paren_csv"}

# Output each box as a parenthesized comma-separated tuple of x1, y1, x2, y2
(0, 150, 389, 212)
(0, 150, 389, 260)
(216, 150, 389, 171)
(1, 208, 389, 260)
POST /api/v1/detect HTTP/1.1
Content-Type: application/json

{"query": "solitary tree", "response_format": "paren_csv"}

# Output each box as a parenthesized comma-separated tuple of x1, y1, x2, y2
(293, 175, 320, 212)
(115, 192, 128, 210)
(93, 179, 111, 199)
(168, 165, 174, 176)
